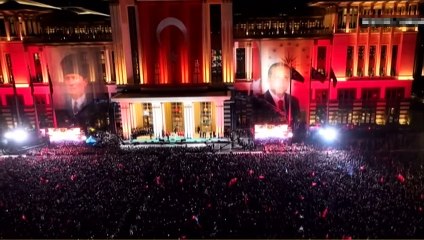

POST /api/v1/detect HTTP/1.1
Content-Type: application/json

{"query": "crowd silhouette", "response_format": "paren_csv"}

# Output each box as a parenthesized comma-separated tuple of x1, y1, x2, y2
(0, 142, 424, 238)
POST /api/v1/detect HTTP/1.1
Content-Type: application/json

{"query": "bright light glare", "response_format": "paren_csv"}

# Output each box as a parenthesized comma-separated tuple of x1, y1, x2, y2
(4, 129, 28, 142)
(47, 128, 84, 142)
(318, 127, 338, 142)
(254, 124, 292, 140)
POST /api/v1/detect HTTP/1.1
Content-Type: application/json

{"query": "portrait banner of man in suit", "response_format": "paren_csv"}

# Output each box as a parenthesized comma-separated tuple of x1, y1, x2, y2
(250, 40, 311, 127)
(46, 47, 109, 130)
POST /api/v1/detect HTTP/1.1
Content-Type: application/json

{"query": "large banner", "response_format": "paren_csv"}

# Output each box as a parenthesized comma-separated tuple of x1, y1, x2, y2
(251, 39, 313, 125)
(45, 46, 108, 130)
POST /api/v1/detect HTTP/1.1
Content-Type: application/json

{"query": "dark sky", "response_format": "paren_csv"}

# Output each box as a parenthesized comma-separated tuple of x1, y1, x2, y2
(37, 0, 311, 17)
(233, 0, 311, 18)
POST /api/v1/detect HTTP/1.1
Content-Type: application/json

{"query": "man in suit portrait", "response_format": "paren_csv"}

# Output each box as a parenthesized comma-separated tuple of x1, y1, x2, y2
(59, 52, 97, 129)
(252, 62, 300, 125)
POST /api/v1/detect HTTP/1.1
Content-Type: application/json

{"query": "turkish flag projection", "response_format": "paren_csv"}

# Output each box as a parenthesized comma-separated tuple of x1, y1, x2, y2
(138, 1, 203, 84)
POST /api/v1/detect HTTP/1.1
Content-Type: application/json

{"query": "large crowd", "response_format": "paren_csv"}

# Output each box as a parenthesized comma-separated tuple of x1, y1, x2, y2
(0, 139, 424, 238)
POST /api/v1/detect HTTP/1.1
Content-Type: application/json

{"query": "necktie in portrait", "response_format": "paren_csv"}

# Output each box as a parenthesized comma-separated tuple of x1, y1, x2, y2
(277, 99, 285, 112)
(73, 101, 78, 115)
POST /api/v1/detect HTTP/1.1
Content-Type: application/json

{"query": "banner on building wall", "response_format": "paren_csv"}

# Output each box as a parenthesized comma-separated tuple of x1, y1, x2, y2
(45, 46, 108, 130)
(250, 39, 312, 125)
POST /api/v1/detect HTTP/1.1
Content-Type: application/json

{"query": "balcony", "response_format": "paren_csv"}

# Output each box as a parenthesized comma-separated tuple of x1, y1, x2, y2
(234, 16, 333, 39)
(234, 26, 332, 39)
(23, 32, 112, 44)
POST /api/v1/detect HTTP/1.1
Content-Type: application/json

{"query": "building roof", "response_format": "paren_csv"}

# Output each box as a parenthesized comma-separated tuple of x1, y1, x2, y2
(0, 0, 60, 14)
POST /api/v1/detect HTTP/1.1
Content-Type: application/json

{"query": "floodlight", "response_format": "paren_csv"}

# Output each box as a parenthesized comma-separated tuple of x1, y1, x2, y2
(4, 129, 28, 143)
(318, 127, 338, 142)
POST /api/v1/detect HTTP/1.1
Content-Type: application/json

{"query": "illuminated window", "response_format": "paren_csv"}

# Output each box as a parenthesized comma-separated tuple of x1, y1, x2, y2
(385, 88, 404, 124)
(380, 45, 387, 76)
(211, 49, 222, 83)
(200, 102, 212, 132)
(317, 46, 326, 75)
(5, 54, 14, 83)
(368, 46, 376, 77)
(357, 46, 365, 77)
(171, 102, 183, 133)
(33, 53, 43, 83)
(142, 103, 153, 128)
(346, 46, 354, 77)
(390, 45, 398, 76)
(100, 51, 107, 83)
(360, 89, 379, 124)
(337, 89, 355, 124)
(315, 89, 328, 124)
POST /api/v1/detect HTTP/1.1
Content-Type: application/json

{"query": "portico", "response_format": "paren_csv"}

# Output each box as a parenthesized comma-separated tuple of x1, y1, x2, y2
(113, 94, 230, 140)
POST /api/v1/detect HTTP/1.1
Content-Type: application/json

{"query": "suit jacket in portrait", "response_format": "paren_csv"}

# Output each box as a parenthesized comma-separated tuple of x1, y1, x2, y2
(251, 90, 300, 125)
(57, 94, 99, 129)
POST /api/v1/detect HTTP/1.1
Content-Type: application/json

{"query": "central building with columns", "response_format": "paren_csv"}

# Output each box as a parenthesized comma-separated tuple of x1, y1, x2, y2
(110, 0, 234, 140)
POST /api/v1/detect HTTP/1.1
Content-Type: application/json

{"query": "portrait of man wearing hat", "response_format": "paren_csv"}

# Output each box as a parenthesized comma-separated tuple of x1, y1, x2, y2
(61, 52, 91, 117)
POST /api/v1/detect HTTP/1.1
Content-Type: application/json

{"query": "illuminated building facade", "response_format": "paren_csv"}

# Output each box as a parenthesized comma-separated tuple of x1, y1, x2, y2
(0, 0, 422, 140)
(233, 0, 421, 128)
(0, 0, 114, 133)
(110, 0, 234, 139)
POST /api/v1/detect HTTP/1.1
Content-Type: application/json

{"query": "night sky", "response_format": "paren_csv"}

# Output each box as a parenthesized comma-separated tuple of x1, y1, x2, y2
(37, 0, 311, 16)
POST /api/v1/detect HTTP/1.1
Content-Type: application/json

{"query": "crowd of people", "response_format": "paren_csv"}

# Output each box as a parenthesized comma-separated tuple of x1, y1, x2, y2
(1, 140, 424, 238)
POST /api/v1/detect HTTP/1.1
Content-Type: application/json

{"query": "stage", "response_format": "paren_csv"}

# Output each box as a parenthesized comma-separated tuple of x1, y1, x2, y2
(123, 136, 231, 145)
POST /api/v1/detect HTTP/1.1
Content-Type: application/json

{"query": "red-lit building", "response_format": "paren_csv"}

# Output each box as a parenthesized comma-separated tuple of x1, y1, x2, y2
(0, 0, 114, 133)
(0, 0, 422, 140)
(233, 0, 421, 128)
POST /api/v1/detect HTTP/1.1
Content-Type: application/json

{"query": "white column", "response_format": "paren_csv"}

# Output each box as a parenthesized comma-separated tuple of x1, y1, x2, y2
(120, 102, 131, 140)
(152, 102, 163, 138)
(183, 101, 194, 139)
(215, 100, 224, 138)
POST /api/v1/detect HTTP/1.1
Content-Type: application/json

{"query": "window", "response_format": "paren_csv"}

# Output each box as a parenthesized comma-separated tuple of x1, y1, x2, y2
(317, 46, 326, 75)
(210, 4, 222, 84)
(368, 46, 376, 76)
(0, 18, 6, 36)
(315, 89, 328, 124)
(361, 88, 379, 124)
(100, 51, 107, 83)
(338, 89, 356, 105)
(193, 59, 200, 84)
(9, 17, 16, 36)
(142, 103, 153, 128)
(200, 102, 212, 132)
(380, 45, 387, 76)
(385, 88, 404, 124)
(111, 51, 116, 83)
(357, 46, 365, 76)
(171, 102, 183, 133)
(235, 48, 246, 79)
(33, 53, 43, 83)
(127, 6, 140, 84)
(390, 45, 398, 76)
(5, 54, 14, 83)
(0, 58, 4, 84)
(346, 46, 354, 77)
(211, 49, 222, 83)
